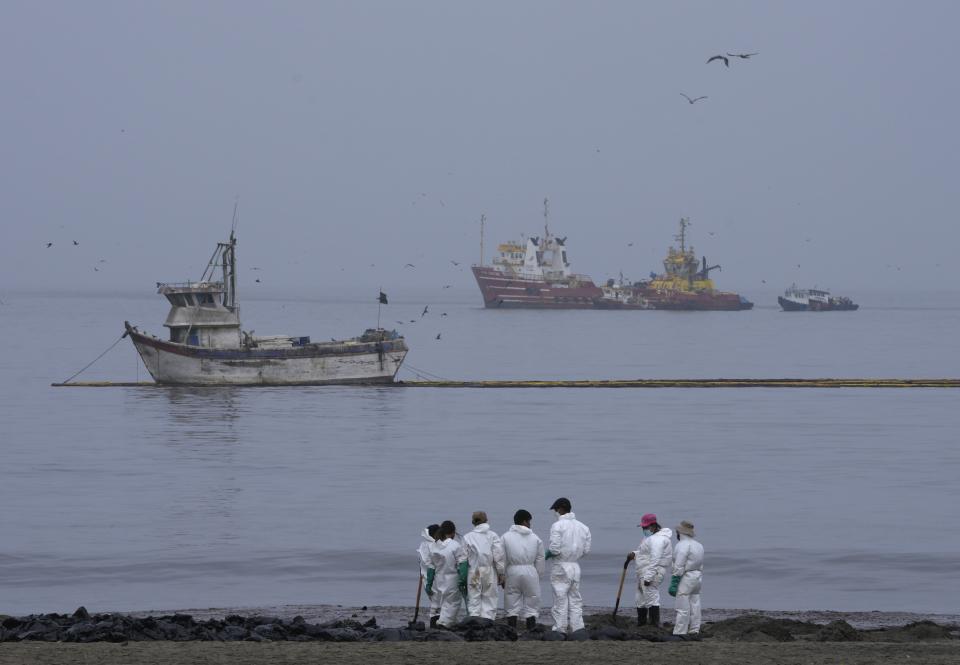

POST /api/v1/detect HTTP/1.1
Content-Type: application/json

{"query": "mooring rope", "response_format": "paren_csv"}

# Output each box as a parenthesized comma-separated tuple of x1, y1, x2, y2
(58, 334, 127, 385)
(400, 362, 454, 382)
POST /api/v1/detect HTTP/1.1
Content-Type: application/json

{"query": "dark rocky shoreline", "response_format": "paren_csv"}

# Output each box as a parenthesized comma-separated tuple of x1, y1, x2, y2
(2, 607, 957, 644)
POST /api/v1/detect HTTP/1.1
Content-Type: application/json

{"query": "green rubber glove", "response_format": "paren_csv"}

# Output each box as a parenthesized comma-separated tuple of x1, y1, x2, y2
(544, 550, 555, 560)
(425, 568, 435, 596)
(457, 562, 469, 588)
(668, 575, 682, 597)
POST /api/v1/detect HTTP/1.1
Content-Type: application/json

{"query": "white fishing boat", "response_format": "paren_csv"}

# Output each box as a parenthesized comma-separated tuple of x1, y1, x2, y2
(778, 284, 859, 312)
(125, 230, 407, 385)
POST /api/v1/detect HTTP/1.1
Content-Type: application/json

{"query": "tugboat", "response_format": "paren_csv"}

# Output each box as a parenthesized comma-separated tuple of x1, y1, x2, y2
(124, 228, 408, 385)
(471, 199, 605, 308)
(622, 219, 753, 310)
(778, 285, 859, 311)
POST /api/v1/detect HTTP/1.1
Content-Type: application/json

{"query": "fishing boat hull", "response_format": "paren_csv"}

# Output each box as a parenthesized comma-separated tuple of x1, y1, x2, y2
(778, 296, 859, 311)
(778, 296, 809, 311)
(126, 327, 407, 385)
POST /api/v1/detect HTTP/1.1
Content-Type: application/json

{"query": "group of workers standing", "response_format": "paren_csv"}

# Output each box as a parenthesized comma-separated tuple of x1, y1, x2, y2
(416, 498, 704, 636)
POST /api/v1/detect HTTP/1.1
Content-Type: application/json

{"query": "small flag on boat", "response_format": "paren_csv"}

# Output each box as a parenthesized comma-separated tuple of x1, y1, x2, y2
(378, 291, 388, 305)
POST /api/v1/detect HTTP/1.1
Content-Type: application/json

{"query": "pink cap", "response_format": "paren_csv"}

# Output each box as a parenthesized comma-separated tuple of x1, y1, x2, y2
(639, 513, 658, 528)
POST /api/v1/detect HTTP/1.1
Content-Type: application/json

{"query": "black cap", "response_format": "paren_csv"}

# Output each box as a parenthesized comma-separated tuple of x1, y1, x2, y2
(549, 497, 571, 512)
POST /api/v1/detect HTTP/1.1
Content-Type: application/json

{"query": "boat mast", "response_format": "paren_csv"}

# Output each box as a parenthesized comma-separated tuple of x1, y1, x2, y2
(676, 217, 689, 253)
(224, 232, 237, 310)
(479, 214, 486, 266)
(543, 197, 550, 244)
(224, 201, 239, 310)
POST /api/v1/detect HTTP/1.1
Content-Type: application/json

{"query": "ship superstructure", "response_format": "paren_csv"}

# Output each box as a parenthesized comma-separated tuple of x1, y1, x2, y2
(125, 228, 407, 385)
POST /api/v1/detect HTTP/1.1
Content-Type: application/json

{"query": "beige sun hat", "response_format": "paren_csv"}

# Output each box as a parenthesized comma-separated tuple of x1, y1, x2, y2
(676, 520, 696, 537)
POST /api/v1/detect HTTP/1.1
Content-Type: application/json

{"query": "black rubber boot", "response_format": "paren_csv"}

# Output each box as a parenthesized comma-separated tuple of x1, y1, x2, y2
(507, 616, 517, 629)
(637, 607, 648, 626)
(526, 616, 537, 630)
(429, 615, 439, 629)
(649, 606, 660, 628)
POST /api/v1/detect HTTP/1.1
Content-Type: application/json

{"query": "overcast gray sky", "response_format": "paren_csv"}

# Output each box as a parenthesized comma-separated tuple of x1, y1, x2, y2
(2, 1, 958, 297)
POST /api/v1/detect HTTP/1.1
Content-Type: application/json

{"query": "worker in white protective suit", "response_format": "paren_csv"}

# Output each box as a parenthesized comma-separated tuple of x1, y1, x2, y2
(461, 511, 505, 619)
(546, 497, 591, 633)
(625, 512, 673, 628)
(501, 509, 545, 630)
(429, 520, 468, 629)
(668, 520, 704, 636)
(418, 523, 441, 628)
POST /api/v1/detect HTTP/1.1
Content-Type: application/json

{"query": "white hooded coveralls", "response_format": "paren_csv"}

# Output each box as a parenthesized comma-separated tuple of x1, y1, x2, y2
(417, 528, 441, 617)
(430, 537, 466, 627)
(548, 512, 591, 632)
(461, 523, 505, 619)
(672, 534, 704, 635)
(501, 524, 545, 619)
(634, 527, 673, 608)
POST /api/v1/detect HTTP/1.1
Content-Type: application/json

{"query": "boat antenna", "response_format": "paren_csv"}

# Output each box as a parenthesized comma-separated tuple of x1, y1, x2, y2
(479, 214, 486, 266)
(543, 197, 550, 243)
(230, 196, 240, 238)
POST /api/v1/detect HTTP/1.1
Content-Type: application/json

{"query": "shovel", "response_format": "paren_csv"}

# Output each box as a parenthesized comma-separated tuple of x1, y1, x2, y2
(410, 572, 425, 628)
(612, 558, 629, 620)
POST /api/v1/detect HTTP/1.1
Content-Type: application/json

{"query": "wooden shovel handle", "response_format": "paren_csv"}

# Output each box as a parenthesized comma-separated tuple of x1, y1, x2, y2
(612, 564, 628, 618)
(413, 573, 424, 623)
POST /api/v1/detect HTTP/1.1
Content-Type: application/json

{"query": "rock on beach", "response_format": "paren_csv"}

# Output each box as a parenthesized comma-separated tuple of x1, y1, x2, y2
(0, 608, 956, 645)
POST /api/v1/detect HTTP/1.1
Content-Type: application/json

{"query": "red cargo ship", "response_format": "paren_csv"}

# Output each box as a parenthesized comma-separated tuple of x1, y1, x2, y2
(471, 200, 604, 309)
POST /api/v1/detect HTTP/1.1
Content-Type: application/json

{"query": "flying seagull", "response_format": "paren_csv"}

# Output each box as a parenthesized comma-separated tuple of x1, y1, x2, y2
(46, 242, 53, 248)
(680, 93, 708, 105)
(441, 312, 447, 317)
(404, 263, 415, 268)
(450, 260, 460, 266)
(72, 240, 79, 246)
(727, 52, 758, 59)
(707, 55, 729, 67)
(255, 278, 261, 283)
(421, 305, 429, 318)
(435, 333, 441, 340)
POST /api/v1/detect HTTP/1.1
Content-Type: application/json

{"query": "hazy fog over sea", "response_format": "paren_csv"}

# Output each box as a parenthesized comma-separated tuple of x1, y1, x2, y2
(2, 2, 959, 619)
(2, 2, 959, 297)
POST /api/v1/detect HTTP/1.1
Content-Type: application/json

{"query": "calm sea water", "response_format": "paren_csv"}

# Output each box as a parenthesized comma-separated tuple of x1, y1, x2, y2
(1, 290, 959, 615)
